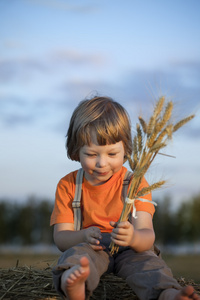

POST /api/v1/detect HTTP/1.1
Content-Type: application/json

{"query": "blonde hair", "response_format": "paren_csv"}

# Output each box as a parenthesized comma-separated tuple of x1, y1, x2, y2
(66, 96, 132, 161)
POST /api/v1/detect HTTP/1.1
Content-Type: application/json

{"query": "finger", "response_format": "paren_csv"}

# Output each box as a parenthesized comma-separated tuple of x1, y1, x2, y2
(92, 232, 102, 240)
(111, 232, 120, 241)
(90, 237, 100, 245)
(116, 221, 130, 229)
(111, 231, 127, 241)
(89, 244, 106, 251)
(91, 227, 102, 239)
(112, 226, 127, 235)
(110, 237, 127, 246)
(111, 227, 120, 235)
(110, 221, 117, 228)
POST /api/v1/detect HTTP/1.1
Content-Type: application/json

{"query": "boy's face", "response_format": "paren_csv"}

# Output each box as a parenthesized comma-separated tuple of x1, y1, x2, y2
(79, 135, 125, 186)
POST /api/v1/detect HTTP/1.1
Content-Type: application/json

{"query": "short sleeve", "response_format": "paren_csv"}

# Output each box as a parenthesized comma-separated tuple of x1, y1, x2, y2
(50, 172, 77, 226)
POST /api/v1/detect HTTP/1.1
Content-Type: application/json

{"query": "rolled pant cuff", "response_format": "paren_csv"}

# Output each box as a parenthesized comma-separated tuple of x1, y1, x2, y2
(159, 288, 180, 300)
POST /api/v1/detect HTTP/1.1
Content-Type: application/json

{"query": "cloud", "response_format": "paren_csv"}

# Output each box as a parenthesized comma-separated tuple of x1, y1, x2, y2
(25, 0, 99, 13)
(0, 58, 48, 83)
(0, 95, 72, 130)
(56, 67, 200, 140)
(0, 96, 34, 127)
(51, 49, 105, 66)
(1, 51, 199, 140)
(2, 113, 34, 127)
(0, 96, 25, 108)
(4, 39, 24, 50)
(170, 59, 200, 73)
(167, 60, 200, 93)
(0, 48, 106, 84)
(59, 78, 114, 99)
(124, 63, 200, 111)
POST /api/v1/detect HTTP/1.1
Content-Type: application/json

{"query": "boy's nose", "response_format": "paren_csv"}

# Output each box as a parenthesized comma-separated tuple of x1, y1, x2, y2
(96, 156, 107, 167)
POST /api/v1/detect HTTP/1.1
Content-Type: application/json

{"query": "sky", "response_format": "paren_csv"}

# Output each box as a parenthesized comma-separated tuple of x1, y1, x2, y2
(0, 0, 200, 209)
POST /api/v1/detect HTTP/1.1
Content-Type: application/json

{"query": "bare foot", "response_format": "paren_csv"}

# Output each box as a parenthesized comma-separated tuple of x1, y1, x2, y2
(61, 256, 90, 300)
(174, 286, 200, 300)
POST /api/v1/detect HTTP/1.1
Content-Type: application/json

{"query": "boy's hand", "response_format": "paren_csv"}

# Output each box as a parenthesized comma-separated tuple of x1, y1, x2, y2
(110, 221, 134, 247)
(84, 227, 105, 251)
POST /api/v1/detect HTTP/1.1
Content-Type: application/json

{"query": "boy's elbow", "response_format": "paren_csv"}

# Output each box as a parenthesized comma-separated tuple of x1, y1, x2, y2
(53, 231, 65, 252)
(147, 228, 156, 250)
(152, 229, 156, 244)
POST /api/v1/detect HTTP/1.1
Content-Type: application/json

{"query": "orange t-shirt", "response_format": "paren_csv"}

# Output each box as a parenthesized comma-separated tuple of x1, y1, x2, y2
(50, 166, 155, 232)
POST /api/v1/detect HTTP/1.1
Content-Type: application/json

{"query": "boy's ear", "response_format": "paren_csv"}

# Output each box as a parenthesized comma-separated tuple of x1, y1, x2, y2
(123, 155, 127, 162)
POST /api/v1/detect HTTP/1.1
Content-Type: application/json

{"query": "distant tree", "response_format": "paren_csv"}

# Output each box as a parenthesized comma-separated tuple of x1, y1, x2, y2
(154, 196, 179, 244)
(33, 198, 54, 244)
(154, 194, 200, 245)
(176, 201, 192, 243)
(184, 195, 200, 241)
(0, 197, 54, 245)
(0, 201, 7, 243)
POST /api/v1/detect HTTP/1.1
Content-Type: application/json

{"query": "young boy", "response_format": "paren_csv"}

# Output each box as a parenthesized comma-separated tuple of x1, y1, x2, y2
(50, 96, 199, 300)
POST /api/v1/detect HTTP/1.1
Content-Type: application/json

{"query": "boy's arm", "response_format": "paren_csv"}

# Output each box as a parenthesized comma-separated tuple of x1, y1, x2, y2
(130, 211, 155, 252)
(53, 223, 103, 252)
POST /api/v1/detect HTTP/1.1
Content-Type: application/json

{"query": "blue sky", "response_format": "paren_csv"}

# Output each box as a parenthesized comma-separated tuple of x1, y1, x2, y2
(0, 0, 200, 209)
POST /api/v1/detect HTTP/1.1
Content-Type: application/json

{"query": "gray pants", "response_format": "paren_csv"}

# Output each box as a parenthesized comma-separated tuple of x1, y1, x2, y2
(52, 233, 181, 300)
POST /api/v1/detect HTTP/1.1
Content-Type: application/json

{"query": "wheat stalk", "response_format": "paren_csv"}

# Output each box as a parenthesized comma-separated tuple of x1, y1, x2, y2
(109, 96, 195, 255)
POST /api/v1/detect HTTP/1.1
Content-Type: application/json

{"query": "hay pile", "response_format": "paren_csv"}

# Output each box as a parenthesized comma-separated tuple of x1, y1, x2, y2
(0, 266, 58, 300)
(0, 265, 199, 300)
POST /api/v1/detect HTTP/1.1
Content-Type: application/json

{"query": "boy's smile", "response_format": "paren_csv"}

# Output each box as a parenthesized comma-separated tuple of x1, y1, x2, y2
(79, 140, 125, 186)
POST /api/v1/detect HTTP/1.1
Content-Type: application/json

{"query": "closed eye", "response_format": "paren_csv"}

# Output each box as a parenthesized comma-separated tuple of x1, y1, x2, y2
(108, 153, 117, 156)
(85, 153, 96, 157)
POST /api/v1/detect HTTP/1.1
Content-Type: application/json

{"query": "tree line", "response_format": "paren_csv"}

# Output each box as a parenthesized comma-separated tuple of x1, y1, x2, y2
(0, 194, 200, 246)
(0, 197, 53, 245)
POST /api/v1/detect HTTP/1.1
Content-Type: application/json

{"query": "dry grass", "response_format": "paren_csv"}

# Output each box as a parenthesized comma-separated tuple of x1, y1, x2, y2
(0, 265, 199, 300)
(0, 265, 59, 300)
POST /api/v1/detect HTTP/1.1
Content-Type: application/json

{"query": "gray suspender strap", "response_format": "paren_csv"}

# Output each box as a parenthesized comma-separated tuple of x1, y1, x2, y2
(72, 169, 133, 231)
(72, 168, 84, 231)
(121, 171, 133, 202)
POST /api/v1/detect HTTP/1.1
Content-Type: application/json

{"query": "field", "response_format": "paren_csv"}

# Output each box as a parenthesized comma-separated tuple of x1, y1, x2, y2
(0, 252, 60, 270)
(0, 252, 199, 283)
(161, 253, 200, 284)
(0, 252, 199, 299)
